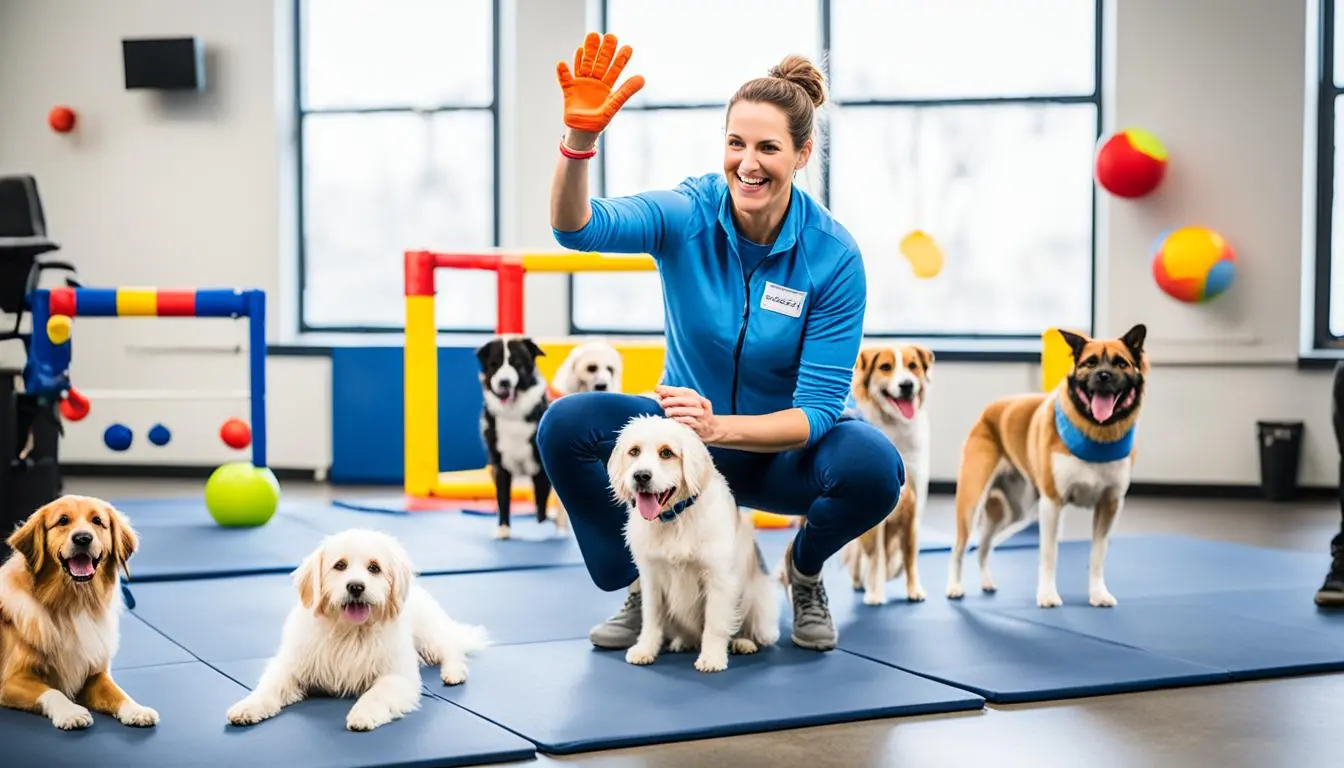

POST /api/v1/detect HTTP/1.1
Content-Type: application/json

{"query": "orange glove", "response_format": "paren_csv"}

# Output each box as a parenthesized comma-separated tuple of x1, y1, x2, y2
(556, 32, 645, 134)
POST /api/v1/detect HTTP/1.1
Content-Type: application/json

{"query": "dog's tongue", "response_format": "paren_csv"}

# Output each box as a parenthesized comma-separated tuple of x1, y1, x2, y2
(68, 554, 94, 578)
(1089, 393, 1118, 422)
(342, 603, 371, 623)
(635, 493, 662, 521)
(895, 398, 916, 419)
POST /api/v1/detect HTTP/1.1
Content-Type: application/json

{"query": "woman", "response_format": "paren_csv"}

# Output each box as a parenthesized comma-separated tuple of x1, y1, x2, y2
(538, 32, 905, 652)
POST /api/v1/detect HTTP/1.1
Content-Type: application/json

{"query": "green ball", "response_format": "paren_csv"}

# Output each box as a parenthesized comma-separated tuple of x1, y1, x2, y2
(205, 462, 280, 527)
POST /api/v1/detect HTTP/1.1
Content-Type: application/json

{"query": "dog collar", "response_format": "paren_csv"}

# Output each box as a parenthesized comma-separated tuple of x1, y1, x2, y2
(1054, 398, 1136, 462)
(658, 495, 697, 522)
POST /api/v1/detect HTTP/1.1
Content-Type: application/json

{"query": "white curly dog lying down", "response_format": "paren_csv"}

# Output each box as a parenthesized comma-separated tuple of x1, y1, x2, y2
(609, 414, 780, 673)
(225, 528, 489, 731)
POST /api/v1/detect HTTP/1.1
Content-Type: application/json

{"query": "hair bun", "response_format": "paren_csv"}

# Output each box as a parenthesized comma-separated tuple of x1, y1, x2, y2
(769, 55, 827, 109)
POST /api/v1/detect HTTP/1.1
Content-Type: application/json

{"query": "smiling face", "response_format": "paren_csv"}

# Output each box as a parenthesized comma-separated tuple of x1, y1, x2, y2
(475, 335, 546, 405)
(294, 529, 413, 627)
(6, 494, 138, 592)
(723, 100, 811, 230)
(854, 345, 934, 423)
(607, 416, 714, 522)
(1057, 324, 1148, 426)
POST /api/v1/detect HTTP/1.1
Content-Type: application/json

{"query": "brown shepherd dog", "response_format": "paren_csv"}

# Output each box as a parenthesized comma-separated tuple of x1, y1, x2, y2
(945, 324, 1147, 609)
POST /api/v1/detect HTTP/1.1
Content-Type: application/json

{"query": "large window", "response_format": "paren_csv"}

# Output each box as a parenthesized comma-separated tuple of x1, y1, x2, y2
(573, 0, 1102, 341)
(1314, 0, 1344, 347)
(296, 0, 499, 333)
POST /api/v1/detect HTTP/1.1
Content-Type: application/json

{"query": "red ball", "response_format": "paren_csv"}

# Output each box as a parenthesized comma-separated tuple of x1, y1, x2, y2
(48, 106, 76, 134)
(1095, 128, 1168, 198)
(220, 418, 252, 450)
(59, 387, 89, 422)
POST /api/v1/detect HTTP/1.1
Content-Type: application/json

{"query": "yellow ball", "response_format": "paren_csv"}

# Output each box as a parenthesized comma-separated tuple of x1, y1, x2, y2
(900, 230, 944, 278)
(46, 315, 71, 345)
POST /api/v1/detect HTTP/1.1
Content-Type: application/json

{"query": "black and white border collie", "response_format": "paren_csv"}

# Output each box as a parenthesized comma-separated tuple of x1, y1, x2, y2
(475, 335, 554, 540)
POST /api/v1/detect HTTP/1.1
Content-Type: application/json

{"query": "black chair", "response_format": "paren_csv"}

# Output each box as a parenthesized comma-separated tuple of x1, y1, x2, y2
(0, 175, 73, 550)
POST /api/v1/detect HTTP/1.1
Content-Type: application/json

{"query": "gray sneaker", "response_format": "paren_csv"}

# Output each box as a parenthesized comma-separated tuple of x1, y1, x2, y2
(589, 585, 642, 649)
(785, 545, 837, 651)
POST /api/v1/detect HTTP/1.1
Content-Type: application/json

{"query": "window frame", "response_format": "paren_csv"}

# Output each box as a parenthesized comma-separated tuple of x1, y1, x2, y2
(1313, 0, 1343, 351)
(292, 0, 502, 335)
(569, 0, 1105, 342)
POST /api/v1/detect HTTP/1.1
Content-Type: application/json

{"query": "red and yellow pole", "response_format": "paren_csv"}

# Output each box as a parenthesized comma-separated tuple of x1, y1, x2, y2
(403, 250, 439, 497)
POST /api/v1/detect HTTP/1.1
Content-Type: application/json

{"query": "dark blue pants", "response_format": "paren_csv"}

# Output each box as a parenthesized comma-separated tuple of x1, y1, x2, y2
(535, 392, 906, 591)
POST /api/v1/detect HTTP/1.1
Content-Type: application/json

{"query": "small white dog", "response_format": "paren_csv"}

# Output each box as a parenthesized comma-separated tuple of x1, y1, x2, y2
(554, 341, 623, 395)
(608, 415, 779, 673)
(225, 529, 489, 732)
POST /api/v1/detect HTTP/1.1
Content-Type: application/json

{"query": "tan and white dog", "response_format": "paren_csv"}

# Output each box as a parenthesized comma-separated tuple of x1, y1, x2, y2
(839, 345, 933, 605)
(946, 324, 1147, 609)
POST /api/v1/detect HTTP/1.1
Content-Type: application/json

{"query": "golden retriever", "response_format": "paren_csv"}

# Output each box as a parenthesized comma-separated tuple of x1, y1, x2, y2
(0, 495, 157, 729)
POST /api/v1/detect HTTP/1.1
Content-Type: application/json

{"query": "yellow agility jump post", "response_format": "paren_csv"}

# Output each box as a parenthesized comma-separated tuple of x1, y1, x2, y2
(1040, 327, 1086, 392)
(402, 249, 659, 501)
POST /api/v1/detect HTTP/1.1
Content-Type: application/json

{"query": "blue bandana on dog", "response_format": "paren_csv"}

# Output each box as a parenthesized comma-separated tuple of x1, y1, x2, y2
(1054, 397, 1136, 463)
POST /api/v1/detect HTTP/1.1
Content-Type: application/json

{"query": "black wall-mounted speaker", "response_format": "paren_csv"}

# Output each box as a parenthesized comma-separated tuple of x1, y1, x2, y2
(122, 37, 206, 91)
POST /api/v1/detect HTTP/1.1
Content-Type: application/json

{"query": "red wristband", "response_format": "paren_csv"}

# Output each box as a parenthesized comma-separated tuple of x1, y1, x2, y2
(559, 139, 597, 160)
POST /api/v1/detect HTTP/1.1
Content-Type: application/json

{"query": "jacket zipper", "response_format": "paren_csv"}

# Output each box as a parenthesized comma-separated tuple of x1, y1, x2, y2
(729, 259, 767, 415)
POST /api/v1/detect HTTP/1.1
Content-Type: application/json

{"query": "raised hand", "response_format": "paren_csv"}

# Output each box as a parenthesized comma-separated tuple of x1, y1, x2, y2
(556, 32, 646, 134)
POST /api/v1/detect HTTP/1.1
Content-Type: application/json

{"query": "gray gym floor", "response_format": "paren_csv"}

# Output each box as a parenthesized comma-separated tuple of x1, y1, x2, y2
(76, 477, 1343, 768)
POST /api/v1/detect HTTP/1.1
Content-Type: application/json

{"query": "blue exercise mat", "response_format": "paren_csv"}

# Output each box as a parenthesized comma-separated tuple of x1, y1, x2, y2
(996, 589, 1344, 681)
(430, 638, 983, 755)
(826, 535, 1334, 702)
(836, 601, 1229, 703)
(116, 613, 197, 670)
(284, 504, 586, 574)
(0, 661, 535, 768)
(418, 567, 626, 645)
(124, 516, 327, 583)
(128, 572, 297, 663)
(928, 534, 1329, 603)
(215, 656, 536, 766)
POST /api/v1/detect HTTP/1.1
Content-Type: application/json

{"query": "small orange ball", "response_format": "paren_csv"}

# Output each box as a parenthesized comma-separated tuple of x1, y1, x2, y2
(48, 106, 76, 133)
(220, 418, 252, 450)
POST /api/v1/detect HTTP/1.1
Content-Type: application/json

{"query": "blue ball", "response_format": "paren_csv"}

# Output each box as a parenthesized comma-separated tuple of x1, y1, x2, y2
(103, 424, 133, 451)
(148, 423, 171, 446)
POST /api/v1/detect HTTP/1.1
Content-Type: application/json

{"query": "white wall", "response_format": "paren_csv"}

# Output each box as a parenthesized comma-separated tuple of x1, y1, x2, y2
(0, 0, 1336, 489)
(0, 0, 330, 472)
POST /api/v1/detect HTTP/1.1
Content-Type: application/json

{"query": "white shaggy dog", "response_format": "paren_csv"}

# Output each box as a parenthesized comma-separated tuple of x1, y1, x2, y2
(554, 341, 623, 394)
(608, 415, 779, 673)
(225, 529, 489, 732)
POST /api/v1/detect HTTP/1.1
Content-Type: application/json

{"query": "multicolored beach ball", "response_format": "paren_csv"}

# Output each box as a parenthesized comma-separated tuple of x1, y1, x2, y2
(1151, 226, 1236, 303)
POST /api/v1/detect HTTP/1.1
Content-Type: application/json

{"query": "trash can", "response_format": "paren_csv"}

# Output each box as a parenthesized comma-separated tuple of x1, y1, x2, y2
(1257, 420, 1304, 502)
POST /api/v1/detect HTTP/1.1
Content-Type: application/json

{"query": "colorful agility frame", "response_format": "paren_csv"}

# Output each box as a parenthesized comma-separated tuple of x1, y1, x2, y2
(26, 286, 269, 469)
(402, 250, 657, 499)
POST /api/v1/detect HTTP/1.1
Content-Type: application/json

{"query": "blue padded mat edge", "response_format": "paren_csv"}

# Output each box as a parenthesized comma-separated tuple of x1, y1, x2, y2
(0, 661, 535, 768)
(426, 639, 985, 754)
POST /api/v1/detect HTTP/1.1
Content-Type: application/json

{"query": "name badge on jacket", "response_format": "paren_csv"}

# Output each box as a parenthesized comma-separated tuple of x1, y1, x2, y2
(761, 281, 806, 318)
